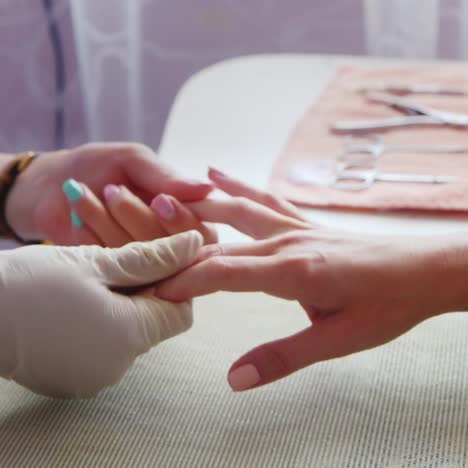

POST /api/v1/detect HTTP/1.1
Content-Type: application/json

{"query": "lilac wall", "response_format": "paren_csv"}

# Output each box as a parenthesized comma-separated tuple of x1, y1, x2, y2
(0, 1, 85, 152)
(0, 0, 463, 152)
(139, 0, 367, 149)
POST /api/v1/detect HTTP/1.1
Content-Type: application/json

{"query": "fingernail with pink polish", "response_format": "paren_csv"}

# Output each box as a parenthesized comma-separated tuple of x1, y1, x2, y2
(186, 178, 213, 187)
(151, 194, 176, 221)
(228, 364, 260, 391)
(208, 167, 227, 179)
(103, 184, 121, 206)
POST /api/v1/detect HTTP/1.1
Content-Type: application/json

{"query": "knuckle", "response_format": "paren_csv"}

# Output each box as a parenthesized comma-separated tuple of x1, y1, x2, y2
(309, 249, 328, 267)
(206, 256, 233, 280)
(263, 193, 281, 210)
(276, 230, 311, 249)
(201, 225, 219, 245)
(200, 243, 225, 260)
(256, 342, 293, 378)
(280, 252, 325, 279)
(282, 255, 310, 275)
(232, 197, 252, 217)
(119, 142, 152, 160)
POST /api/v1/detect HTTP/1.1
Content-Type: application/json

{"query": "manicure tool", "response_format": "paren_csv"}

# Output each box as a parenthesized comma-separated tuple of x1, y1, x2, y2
(288, 159, 461, 192)
(332, 92, 468, 132)
(353, 84, 468, 96)
(338, 135, 468, 167)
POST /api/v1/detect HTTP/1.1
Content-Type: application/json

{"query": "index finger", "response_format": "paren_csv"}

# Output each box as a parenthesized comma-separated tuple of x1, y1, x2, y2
(186, 198, 309, 240)
(208, 167, 307, 221)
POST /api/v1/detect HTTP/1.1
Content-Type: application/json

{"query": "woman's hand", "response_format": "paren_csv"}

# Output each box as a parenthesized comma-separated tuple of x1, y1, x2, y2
(63, 164, 305, 248)
(155, 170, 468, 392)
(59, 179, 217, 247)
(5, 142, 213, 244)
(183, 167, 311, 240)
(0, 230, 203, 398)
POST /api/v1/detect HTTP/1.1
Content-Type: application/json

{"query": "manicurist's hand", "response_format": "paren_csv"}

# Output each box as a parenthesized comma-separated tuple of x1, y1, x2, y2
(60, 179, 218, 247)
(5, 143, 213, 245)
(0, 230, 202, 399)
(155, 170, 468, 392)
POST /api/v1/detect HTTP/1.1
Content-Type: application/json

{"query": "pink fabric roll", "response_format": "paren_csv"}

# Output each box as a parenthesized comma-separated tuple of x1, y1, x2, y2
(270, 64, 468, 212)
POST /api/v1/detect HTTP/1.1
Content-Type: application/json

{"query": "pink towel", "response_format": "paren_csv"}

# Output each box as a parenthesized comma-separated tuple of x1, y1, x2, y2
(270, 64, 468, 212)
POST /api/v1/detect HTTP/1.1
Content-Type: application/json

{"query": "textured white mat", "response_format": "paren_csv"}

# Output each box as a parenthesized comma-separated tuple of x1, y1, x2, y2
(1, 292, 467, 467)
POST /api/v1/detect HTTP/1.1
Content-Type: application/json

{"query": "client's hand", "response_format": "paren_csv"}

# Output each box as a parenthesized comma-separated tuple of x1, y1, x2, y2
(156, 170, 466, 391)
(0, 231, 202, 398)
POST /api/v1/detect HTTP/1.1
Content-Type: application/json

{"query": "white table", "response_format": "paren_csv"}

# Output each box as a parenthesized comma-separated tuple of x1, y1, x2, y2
(161, 54, 468, 240)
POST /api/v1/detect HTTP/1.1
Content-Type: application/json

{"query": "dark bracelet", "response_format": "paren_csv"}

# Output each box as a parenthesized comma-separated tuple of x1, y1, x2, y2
(0, 152, 42, 245)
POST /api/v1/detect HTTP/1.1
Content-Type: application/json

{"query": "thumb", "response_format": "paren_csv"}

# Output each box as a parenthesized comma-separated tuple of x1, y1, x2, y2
(226, 316, 353, 391)
(115, 294, 193, 353)
(90, 230, 203, 287)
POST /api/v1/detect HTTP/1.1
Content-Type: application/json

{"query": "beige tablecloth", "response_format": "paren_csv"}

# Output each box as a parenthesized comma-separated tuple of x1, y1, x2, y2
(1, 292, 468, 467)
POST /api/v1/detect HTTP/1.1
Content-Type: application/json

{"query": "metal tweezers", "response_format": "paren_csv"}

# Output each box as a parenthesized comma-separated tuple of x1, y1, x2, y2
(353, 84, 468, 96)
(332, 92, 468, 132)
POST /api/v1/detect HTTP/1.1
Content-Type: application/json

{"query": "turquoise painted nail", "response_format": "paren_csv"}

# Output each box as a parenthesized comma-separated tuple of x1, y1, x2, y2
(70, 210, 83, 228)
(63, 179, 83, 202)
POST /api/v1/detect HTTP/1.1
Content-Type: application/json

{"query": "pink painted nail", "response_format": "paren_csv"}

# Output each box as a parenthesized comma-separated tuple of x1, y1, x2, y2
(103, 184, 121, 206)
(185, 178, 213, 187)
(151, 194, 176, 221)
(208, 167, 227, 179)
(228, 364, 260, 391)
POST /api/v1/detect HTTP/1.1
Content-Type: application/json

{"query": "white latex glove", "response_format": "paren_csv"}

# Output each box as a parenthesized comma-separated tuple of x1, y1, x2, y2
(0, 230, 202, 399)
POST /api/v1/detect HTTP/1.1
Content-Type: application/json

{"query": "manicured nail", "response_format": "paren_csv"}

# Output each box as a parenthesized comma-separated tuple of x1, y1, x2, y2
(62, 179, 84, 202)
(151, 194, 176, 221)
(208, 167, 227, 179)
(103, 184, 121, 206)
(185, 178, 212, 186)
(228, 364, 260, 391)
(70, 210, 83, 228)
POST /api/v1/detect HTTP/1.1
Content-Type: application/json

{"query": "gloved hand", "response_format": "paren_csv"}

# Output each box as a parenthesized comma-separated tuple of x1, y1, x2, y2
(0, 230, 202, 399)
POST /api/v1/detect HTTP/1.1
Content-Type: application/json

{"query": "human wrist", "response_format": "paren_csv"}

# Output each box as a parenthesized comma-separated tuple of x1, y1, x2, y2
(3, 153, 42, 240)
(4, 151, 60, 240)
(421, 233, 468, 314)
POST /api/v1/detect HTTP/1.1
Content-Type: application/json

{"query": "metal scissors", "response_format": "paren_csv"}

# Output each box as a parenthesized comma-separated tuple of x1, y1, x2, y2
(331, 164, 460, 191)
(338, 135, 468, 167)
(287, 159, 461, 192)
(332, 92, 468, 132)
(353, 84, 468, 96)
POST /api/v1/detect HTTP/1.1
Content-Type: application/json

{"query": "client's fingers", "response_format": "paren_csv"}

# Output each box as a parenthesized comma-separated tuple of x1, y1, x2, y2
(186, 198, 308, 240)
(227, 317, 351, 391)
(103, 184, 167, 240)
(195, 238, 279, 263)
(154, 255, 277, 302)
(208, 167, 308, 222)
(151, 194, 218, 244)
(63, 179, 131, 247)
